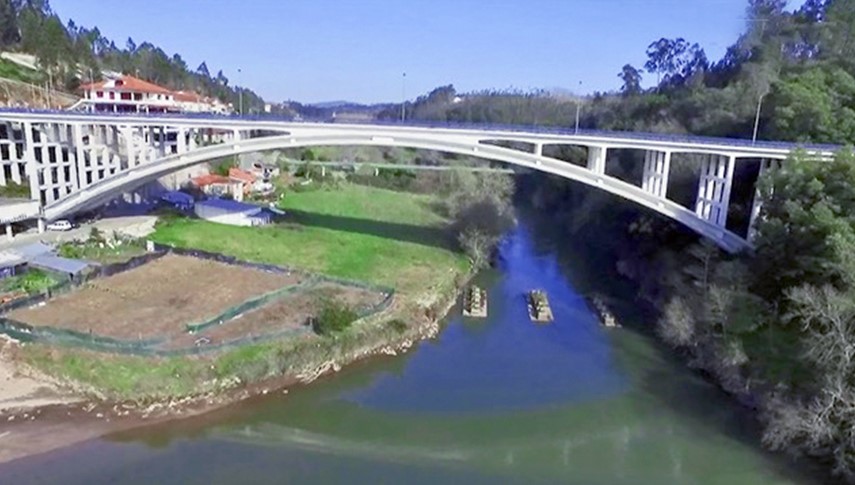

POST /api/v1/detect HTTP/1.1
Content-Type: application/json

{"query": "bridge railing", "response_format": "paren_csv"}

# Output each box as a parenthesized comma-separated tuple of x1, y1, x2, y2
(0, 107, 842, 153)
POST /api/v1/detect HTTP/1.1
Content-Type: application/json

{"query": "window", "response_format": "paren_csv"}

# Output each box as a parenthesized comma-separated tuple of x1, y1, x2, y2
(120, 92, 131, 101)
(96, 91, 103, 98)
(109, 92, 115, 100)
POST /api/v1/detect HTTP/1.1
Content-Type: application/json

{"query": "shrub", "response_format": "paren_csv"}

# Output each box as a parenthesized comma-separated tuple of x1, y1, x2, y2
(386, 319, 408, 334)
(311, 299, 358, 336)
(88, 227, 104, 243)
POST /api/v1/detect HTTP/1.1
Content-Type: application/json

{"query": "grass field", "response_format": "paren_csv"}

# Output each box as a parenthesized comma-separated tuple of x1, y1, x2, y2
(152, 184, 469, 295)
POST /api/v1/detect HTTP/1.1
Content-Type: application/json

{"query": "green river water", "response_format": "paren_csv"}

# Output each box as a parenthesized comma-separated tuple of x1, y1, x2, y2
(0, 226, 831, 484)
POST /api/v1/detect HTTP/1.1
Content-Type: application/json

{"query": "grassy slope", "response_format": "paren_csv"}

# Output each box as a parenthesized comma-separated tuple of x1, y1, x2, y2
(152, 184, 468, 296)
(0, 57, 42, 84)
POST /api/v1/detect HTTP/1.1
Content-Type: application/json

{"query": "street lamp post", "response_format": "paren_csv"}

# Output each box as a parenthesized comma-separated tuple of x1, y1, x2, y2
(401, 72, 406, 122)
(752, 91, 766, 145)
(574, 81, 583, 134)
(238, 68, 243, 116)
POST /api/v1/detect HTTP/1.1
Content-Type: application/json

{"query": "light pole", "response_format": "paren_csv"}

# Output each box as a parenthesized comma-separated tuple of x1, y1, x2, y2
(574, 81, 582, 134)
(752, 91, 766, 144)
(237, 68, 243, 116)
(401, 72, 406, 122)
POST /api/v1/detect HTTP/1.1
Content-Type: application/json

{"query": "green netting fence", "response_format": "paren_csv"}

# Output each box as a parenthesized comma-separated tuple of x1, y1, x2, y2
(0, 244, 396, 356)
(184, 277, 321, 334)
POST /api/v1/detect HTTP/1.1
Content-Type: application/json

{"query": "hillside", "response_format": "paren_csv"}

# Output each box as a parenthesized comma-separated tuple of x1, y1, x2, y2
(0, 56, 78, 109)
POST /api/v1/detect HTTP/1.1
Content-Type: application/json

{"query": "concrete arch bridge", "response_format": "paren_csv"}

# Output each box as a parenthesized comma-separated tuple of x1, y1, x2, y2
(0, 110, 841, 252)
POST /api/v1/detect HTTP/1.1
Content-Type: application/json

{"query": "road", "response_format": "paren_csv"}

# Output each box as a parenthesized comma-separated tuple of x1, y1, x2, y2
(0, 215, 157, 250)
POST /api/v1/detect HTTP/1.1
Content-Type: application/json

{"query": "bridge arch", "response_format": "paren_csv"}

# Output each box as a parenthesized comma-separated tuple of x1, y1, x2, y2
(44, 132, 753, 253)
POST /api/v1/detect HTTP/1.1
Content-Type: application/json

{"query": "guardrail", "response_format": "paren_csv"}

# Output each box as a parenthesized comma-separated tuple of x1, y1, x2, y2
(0, 107, 842, 152)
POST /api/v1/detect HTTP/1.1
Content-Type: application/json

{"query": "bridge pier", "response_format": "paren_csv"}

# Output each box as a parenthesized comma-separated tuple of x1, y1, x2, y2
(586, 146, 607, 175)
(37, 218, 45, 233)
(694, 154, 735, 228)
(642, 150, 671, 198)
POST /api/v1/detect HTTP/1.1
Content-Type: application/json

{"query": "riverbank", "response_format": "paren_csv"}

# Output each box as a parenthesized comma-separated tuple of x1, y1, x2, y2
(0, 183, 473, 464)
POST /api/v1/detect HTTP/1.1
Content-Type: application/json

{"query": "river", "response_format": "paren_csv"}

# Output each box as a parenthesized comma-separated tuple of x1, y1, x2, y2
(0, 225, 830, 484)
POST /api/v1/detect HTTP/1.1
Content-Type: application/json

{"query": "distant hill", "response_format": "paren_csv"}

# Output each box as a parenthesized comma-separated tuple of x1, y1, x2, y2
(310, 100, 355, 109)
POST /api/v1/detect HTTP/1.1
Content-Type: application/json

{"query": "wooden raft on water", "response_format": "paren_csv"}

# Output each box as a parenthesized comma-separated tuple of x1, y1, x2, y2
(527, 289, 553, 323)
(462, 286, 487, 318)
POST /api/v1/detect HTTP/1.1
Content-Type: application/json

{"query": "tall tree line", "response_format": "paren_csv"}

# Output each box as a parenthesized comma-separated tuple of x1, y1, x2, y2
(0, 0, 265, 112)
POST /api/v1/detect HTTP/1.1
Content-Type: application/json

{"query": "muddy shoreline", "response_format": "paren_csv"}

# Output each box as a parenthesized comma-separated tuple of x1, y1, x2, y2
(0, 278, 462, 466)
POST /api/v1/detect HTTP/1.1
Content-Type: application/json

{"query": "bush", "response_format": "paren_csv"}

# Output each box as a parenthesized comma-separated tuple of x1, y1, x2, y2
(311, 299, 358, 336)
(88, 227, 104, 243)
(386, 319, 408, 334)
(1, 269, 59, 294)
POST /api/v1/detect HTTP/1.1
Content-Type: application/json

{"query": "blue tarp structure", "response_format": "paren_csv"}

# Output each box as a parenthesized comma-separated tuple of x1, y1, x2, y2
(30, 254, 90, 277)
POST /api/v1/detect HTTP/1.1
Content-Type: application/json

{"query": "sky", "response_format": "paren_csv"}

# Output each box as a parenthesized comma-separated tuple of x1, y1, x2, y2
(50, 0, 806, 105)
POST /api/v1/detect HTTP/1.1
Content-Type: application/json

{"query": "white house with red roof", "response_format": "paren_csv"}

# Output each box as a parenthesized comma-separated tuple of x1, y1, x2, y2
(77, 75, 233, 114)
(78, 75, 178, 113)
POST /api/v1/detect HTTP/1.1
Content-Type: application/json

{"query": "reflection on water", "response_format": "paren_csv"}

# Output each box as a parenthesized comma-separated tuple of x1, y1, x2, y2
(0, 225, 830, 485)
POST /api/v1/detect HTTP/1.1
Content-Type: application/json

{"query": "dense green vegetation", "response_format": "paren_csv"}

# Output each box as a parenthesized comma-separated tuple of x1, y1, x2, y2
(1, 269, 59, 295)
(0, 56, 40, 84)
(57, 238, 146, 264)
(0, 0, 264, 111)
(312, 299, 358, 336)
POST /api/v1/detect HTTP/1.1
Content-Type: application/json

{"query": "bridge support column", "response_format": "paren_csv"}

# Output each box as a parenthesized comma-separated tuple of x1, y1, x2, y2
(642, 150, 671, 198)
(124, 127, 136, 168)
(176, 127, 187, 154)
(5, 223, 12, 241)
(694, 154, 735, 228)
(586, 146, 607, 175)
(533, 143, 543, 157)
(37, 218, 45, 234)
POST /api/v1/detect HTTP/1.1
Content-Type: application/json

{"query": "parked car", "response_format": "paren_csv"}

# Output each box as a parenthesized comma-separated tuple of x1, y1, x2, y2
(46, 220, 74, 231)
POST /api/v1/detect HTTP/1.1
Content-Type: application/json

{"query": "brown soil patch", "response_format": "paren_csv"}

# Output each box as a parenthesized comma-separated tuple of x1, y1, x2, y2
(8, 255, 301, 340)
(167, 284, 387, 349)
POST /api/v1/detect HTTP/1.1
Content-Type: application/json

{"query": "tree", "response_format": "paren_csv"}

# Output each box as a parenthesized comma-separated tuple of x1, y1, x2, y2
(618, 64, 643, 95)
(644, 37, 689, 87)
(751, 149, 855, 302)
(769, 65, 855, 143)
(196, 61, 210, 78)
(0, 0, 20, 47)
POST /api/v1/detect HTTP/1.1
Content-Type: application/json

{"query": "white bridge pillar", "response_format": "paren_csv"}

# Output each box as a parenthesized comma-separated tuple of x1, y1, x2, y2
(177, 127, 187, 154)
(586, 146, 607, 175)
(642, 150, 672, 198)
(533, 143, 543, 157)
(694, 154, 735, 228)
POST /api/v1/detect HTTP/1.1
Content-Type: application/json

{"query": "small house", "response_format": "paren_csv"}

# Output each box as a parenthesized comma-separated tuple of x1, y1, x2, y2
(194, 199, 272, 227)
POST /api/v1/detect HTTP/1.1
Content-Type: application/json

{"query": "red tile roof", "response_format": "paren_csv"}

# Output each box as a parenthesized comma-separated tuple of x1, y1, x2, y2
(228, 167, 257, 184)
(191, 174, 232, 187)
(80, 75, 173, 95)
(173, 90, 204, 102)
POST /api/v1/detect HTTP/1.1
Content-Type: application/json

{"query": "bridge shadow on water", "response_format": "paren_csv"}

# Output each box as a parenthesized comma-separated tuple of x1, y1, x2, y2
(282, 209, 456, 251)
